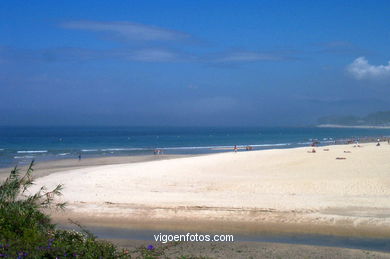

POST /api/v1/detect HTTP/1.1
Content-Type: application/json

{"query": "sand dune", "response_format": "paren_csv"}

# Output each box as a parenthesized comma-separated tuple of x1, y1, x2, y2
(30, 142, 390, 237)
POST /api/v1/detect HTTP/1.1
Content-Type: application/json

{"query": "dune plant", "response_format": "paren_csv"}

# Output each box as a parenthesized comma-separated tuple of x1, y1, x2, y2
(0, 161, 125, 258)
(0, 161, 206, 258)
(0, 161, 65, 241)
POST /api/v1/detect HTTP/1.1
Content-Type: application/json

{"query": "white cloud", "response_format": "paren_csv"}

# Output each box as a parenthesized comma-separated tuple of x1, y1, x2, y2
(0, 46, 187, 63)
(347, 57, 390, 79)
(61, 21, 190, 42)
(125, 49, 181, 62)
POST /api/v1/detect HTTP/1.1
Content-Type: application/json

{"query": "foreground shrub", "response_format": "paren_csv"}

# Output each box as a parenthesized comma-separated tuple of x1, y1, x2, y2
(0, 161, 129, 258)
(0, 161, 207, 258)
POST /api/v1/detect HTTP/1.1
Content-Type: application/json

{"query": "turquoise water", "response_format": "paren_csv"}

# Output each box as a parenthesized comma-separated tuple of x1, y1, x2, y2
(1, 126, 390, 168)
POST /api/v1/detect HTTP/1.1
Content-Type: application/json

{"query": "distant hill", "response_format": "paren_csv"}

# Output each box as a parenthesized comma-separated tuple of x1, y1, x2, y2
(318, 111, 390, 126)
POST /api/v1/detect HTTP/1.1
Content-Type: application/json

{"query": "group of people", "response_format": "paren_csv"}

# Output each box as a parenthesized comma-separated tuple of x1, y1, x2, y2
(233, 145, 253, 152)
(375, 138, 390, 146)
(153, 149, 163, 155)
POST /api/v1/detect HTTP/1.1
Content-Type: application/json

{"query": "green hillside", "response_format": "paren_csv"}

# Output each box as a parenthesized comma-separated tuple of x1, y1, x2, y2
(318, 111, 390, 126)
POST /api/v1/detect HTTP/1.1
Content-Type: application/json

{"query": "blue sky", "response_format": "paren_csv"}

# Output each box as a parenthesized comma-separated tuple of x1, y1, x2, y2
(1, 0, 390, 126)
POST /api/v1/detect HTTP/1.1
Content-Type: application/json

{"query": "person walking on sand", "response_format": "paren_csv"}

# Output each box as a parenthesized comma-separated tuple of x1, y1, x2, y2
(78, 153, 81, 161)
(354, 139, 360, 148)
(234, 145, 238, 153)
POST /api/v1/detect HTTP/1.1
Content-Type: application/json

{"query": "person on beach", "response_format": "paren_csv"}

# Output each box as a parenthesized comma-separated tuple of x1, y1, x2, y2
(354, 139, 360, 148)
(78, 153, 81, 161)
(234, 145, 238, 152)
(245, 146, 252, 151)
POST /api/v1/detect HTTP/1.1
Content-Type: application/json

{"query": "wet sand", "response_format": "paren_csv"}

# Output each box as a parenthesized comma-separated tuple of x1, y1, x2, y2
(107, 239, 390, 258)
(0, 154, 191, 181)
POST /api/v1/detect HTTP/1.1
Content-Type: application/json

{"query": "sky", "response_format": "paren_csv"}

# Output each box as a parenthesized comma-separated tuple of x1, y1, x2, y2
(1, 0, 390, 126)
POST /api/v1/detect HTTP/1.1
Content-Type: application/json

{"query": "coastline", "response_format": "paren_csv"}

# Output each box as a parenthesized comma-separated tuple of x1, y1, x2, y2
(0, 154, 193, 181)
(317, 124, 390, 129)
(106, 239, 390, 258)
(27, 142, 390, 240)
(3, 126, 390, 171)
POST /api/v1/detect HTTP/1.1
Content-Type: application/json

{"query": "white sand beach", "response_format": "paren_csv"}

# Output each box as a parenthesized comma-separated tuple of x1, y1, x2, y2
(29, 142, 390, 237)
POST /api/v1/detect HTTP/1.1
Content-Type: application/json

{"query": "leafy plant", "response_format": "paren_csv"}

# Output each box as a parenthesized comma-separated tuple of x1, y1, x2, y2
(0, 161, 210, 258)
(0, 161, 127, 258)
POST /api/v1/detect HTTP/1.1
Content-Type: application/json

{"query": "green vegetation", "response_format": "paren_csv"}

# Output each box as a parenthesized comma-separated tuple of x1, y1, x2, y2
(318, 110, 390, 126)
(0, 161, 207, 258)
(0, 161, 126, 258)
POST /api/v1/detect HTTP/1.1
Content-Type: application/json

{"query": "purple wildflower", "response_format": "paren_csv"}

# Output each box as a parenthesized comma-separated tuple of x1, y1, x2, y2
(147, 245, 154, 251)
(17, 251, 27, 258)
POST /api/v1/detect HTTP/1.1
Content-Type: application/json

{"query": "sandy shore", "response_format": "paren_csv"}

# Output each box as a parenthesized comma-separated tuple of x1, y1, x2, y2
(28, 142, 390, 238)
(108, 239, 390, 258)
(0, 154, 190, 181)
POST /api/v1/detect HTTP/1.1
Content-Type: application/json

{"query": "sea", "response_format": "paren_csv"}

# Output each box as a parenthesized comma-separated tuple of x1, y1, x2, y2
(0, 126, 390, 168)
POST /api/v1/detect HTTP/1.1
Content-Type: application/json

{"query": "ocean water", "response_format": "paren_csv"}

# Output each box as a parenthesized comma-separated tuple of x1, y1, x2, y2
(0, 126, 390, 168)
